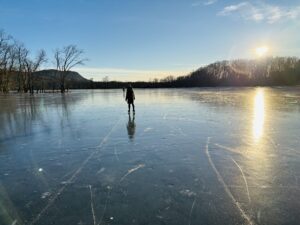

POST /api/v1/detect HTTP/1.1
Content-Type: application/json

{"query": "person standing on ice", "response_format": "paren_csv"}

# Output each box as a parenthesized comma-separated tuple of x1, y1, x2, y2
(126, 84, 135, 113)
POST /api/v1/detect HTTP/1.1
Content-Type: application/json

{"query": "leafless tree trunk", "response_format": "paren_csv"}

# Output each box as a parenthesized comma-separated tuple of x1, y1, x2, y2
(0, 30, 16, 93)
(1, 30, 47, 93)
(15, 44, 28, 92)
(54, 45, 86, 93)
(24, 49, 47, 94)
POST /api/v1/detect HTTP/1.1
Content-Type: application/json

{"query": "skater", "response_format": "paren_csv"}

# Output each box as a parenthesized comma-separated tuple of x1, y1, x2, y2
(125, 84, 135, 113)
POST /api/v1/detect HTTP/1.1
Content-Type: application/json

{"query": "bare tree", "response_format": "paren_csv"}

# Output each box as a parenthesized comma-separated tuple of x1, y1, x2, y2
(54, 45, 86, 93)
(163, 75, 175, 83)
(23, 49, 47, 93)
(0, 30, 16, 93)
(15, 43, 29, 92)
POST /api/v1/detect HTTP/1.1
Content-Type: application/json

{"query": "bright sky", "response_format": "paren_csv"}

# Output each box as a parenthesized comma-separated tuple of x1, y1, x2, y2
(1, 0, 300, 81)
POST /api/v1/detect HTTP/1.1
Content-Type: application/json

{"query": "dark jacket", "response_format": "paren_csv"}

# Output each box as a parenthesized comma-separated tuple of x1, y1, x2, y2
(126, 87, 135, 103)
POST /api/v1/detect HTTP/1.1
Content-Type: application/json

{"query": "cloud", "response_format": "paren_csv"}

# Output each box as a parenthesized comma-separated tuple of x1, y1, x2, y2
(192, 0, 217, 7)
(218, 1, 300, 23)
(73, 67, 191, 82)
(204, 0, 218, 6)
(219, 2, 247, 15)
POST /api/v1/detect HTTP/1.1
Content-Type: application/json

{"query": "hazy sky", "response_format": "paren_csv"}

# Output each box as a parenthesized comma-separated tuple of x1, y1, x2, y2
(1, 0, 300, 81)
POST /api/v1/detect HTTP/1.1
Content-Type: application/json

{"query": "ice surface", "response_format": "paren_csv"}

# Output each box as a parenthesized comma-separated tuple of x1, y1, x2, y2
(0, 88, 300, 225)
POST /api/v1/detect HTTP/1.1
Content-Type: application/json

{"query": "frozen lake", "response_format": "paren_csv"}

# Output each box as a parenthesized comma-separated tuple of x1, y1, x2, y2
(0, 88, 300, 225)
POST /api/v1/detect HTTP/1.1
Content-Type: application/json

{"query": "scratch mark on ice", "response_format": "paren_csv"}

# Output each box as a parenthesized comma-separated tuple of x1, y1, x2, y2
(28, 117, 122, 225)
(114, 147, 120, 161)
(97, 167, 106, 174)
(231, 157, 251, 203)
(266, 136, 278, 151)
(61, 167, 77, 180)
(205, 138, 254, 225)
(214, 143, 243, 155)
(97, 190, 111, 225)
(120, 164, 145, 182)
(89, 185, 97, 225)
(188, 198, 197, 225)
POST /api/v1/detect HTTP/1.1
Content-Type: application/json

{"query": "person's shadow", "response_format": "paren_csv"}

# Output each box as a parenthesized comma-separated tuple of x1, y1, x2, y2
(127, 114, 136, 140)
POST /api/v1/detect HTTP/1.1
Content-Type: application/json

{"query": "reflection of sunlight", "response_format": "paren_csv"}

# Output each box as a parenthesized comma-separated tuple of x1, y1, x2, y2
(253, 89, 265, 141)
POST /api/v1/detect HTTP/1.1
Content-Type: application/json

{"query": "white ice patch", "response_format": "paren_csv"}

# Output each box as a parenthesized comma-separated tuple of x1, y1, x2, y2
(97, 167, 106, 174)
(179, 189, 196, 197)
(107, 185, 112, 190)
(41, 192, 51, 199)
(60, 181, 74, 185)
(144, 128, 153, 132)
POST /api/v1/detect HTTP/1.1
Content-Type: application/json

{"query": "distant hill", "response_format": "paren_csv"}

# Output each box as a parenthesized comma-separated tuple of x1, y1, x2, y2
(8, 69, 92, 91)
(33, 69, 89, 82)
(29, 69, 91, 90)
(170, 57, 300, 87)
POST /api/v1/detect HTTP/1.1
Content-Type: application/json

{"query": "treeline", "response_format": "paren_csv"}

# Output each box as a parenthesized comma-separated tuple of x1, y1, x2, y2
(92, 57, 300, 89)
(171, 57, 300, 87)
(0, 29, 86, 93)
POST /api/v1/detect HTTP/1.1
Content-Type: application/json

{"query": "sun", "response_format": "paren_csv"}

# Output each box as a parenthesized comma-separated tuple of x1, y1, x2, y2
(255, 46, 269, 57)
